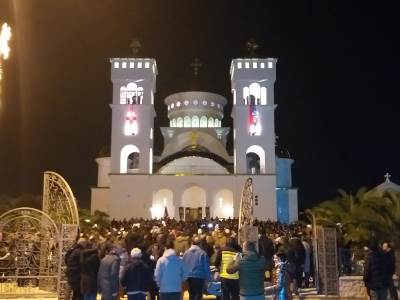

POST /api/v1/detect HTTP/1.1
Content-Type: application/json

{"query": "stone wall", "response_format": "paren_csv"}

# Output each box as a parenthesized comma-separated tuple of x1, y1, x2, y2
(339, 276, 368, 299)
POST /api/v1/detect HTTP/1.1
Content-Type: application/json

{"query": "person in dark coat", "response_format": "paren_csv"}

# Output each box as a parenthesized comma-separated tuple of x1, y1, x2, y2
(258, 228, 275, 281)
(382, 241, 398, 300)
(120, 248, 153, 300)
(288, 237, 305, 295)
(80, 245, 100, 300)
(363, 240, 389, 300)
(98, 243, 121, 300)
(66, 238, 87, 300)
(227, 241, 266, 300)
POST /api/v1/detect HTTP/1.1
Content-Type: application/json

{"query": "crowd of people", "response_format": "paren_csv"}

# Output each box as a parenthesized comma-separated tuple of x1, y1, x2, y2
(65, 218, 314, 300)
(0, 217, 398, 300)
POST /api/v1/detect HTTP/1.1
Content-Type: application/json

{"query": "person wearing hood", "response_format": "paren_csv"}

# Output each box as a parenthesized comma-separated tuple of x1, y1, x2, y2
(183, 237, 212, 300)
(120, 248, 153, 300)
(265, 252, 292, 300)
(155, 239, 188, 300)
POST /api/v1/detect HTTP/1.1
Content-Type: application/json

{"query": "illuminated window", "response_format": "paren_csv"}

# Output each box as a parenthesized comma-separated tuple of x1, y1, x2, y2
(176, 101, 181, 107)
(200, 116, 207, 128)
(248, 105, 261, 136)
(145, 62, 150, 68)
(214, 118, 219, 127)
(192, 116, 199, 127)
(202, 100, 207, 106)
(261, 87, 267, 105)
(130, 62, 134, 68)
(167, 105, 170, 111)
(124, 109, 138, 136)
(237, 62, 242, 69)
(260, 62, 265, 68)
(217, 104, 221, 109)
(124, 82, 143, 104)
(122, 62, 127, 68)
(120, 86, 127, 104)
(150, 128, 153, 140)
(177, 117, 183, 128)
(114, 62, 119, 68)
(171, 118, 177, 127)
(268, 61, 273, 68)
(169, 120, 173, 127)
(245, 62, 250, 68)
(246, 145, 266, 174)
(193, 100, 198, 106)
(210, 101, 215, 107)
(253, 62, 257, 68)
(184, 100, 189, 106)
(249, 83, 261, 105)
(208, 117, 214, 127)
(171, 103, 175, 109)
(149, 148, 153, 174)
(184, 116, 191, 127)
(137, 62, 142, 68)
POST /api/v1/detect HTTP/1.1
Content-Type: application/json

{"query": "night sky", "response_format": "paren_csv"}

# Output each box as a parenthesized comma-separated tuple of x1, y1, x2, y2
(0, 1, 399, 210)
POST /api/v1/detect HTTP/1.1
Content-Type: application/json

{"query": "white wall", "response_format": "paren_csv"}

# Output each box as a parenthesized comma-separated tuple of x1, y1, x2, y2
(99, 174, 276, 220)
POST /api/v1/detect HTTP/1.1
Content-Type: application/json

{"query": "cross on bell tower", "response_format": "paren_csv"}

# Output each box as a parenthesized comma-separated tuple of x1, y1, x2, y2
(384, 172, 391, 182)
(190, 57, 202, 77)
(130, 38, 142, 57)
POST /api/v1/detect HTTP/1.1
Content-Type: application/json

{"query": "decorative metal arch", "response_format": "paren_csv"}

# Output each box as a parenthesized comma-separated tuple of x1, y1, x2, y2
(238, 178, 258, 246)
(42, 171, 79, 227)
(239, 178, 254, 228)
(0, 207, 60, 297)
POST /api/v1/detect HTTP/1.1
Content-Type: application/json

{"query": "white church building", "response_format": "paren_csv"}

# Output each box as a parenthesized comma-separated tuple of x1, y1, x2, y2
(91, 54, 298, 222)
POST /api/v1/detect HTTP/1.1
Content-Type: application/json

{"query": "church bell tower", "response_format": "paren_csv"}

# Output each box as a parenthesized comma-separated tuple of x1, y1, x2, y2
(110, 42, 157, 174)
(230, 49, 277, 175)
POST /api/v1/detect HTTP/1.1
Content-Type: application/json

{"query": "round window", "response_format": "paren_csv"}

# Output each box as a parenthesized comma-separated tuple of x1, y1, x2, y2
(184, 100, 189, 106)
(193, 100, 198, 105)
(202, 100, 207, 106)
(177, 101, 181, 107)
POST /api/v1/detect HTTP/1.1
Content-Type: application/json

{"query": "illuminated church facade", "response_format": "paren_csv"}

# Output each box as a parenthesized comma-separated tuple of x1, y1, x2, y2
(91, 55, 298, 223)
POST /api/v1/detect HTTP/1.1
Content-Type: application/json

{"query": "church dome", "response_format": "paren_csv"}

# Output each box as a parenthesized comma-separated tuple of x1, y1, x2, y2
(165, 91, 227, 128)
(374, 173, 400, 193)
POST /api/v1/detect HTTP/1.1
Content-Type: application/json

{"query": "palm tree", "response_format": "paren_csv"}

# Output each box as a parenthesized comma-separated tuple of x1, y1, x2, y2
(309, 188, 400, 247)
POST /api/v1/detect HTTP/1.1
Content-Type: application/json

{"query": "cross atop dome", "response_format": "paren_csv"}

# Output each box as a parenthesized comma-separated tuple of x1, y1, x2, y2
(130, 38, 142, 57)
(190, 57, 202, 77)
(384, 172, 391, 182)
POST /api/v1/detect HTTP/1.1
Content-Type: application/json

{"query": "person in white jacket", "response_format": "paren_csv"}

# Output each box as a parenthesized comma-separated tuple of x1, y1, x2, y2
(155, 239, 188, 300)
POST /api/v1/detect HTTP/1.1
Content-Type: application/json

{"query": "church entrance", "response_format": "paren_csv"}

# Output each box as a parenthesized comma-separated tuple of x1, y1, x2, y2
(181, 186, 207, 221)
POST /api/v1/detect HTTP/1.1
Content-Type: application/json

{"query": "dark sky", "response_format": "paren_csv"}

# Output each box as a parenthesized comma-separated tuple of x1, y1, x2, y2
(0, 1, 399, 210)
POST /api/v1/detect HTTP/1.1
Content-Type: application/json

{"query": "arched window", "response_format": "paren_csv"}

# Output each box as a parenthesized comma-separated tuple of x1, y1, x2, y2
(184, 116, 191, 128)
(243, 87, 250, 105)
(171, 118, 177, 127)
(214, 118, 219, 127)
(249, 83, 261, 105)
(124, 82, 144, 104)
(208, 117, 214, 127)
(246, 145, 266, 174)
(261, 87, 267, 105)
(246, 152, 260, 174)
(120, 145, 140, 173)
(177, 117, 183, 128)
(192, 116, 199, 127)
(124, 108, 138, 136)
(120, 86, 127, 104)
(200, 116, 207, 128)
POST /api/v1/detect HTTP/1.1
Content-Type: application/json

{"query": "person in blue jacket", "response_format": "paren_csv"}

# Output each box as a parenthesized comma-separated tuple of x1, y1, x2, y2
(183, 237, 212, 300)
